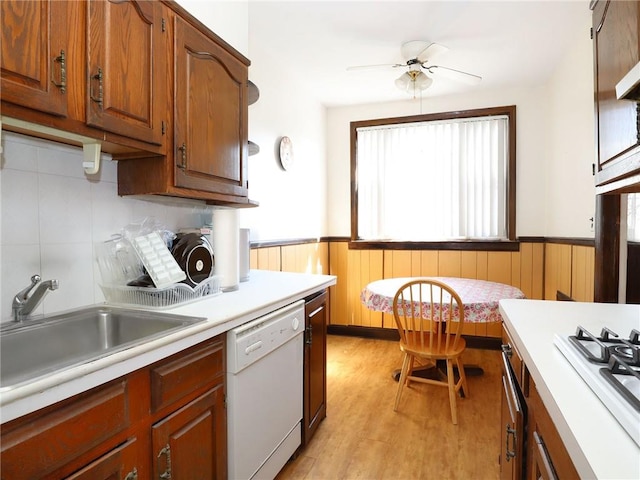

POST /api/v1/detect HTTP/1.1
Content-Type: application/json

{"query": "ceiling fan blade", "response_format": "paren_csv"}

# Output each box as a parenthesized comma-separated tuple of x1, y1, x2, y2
(346, 63, 404, 71)
(416, 42, 449, 63)
(426, 65, 482, 85)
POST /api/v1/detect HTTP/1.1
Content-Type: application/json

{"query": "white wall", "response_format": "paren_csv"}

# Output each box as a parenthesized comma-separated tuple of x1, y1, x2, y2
(176, 0, 249, 56)
(545, 11, 596, 237)
(326, 7, 594, 240)
(236, 10, 327, 241)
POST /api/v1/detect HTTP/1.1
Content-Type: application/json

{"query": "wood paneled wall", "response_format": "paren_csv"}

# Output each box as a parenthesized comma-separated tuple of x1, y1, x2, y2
(327, 242, 545, 338)
(250, 240, 595, 339)
(544, 243, 595, 302)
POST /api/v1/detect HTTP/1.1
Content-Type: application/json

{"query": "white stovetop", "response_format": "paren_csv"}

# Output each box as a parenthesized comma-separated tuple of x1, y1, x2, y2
(0, 270, 336, 424)
(499, 299, 640, 480)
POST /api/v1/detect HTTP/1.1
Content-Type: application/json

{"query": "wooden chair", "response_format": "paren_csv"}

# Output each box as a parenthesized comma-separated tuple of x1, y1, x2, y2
(392, 278, 469, 424)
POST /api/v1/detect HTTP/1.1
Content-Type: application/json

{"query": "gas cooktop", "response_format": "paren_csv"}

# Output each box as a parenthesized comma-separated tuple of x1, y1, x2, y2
(554, 326, 640, 448)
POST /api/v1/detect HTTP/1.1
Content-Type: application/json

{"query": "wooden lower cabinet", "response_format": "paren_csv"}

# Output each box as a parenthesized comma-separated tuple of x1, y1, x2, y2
(302, 290, 328, 447)
(501, 326, 579, 480)
(152, 384, 227, 479)
(526, 379, 579, 480)
(0, 336, 226, 480)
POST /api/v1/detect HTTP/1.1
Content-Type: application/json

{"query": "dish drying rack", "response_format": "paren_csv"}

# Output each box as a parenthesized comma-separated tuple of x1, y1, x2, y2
(96, 233, 220, 309)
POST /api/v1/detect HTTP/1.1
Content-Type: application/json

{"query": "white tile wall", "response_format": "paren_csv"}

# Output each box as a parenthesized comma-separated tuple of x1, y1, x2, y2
(0, 132, 213, 323)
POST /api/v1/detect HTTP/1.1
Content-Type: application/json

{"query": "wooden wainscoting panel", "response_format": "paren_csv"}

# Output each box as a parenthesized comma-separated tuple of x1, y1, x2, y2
(255, 246, 281, 271)
(280, 245, 296, 273)
(510, 250, 522, 290)
(476, 251, 489, 280)
(329, 242, 349, 325)
(249, 248, 258, 270)
(571, 245, 595, 302)
(531, 242, 545, 299)
(420, 250, 439, 276)
(519, 242, 534, 298)
(438, 250, 462, 277)
(487, 252, 512, 285)
(348, 249, 384, 328)
(461, 251, 478, 279)
(545, 244, 572, 300)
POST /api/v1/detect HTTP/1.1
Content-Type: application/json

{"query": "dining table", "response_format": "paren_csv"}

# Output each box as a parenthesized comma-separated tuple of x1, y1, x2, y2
(361, 276, 526, 380)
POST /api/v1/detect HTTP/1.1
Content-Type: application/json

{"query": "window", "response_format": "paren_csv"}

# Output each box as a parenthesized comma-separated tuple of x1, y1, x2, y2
(351, 106, 516, 243)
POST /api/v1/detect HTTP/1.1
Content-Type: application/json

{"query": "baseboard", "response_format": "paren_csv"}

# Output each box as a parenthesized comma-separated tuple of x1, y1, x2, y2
(327, 324, 502, 350)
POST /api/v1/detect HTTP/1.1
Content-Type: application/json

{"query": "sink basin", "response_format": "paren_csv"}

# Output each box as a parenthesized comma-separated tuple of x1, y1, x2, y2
(0, 306, 206, 390)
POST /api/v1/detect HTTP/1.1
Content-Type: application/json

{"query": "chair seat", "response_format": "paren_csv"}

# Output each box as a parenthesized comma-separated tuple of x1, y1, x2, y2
(400, 335, 466, 359)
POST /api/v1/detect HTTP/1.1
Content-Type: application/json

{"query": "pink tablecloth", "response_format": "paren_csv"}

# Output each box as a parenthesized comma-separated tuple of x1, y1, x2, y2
(361, 277, 525, 323)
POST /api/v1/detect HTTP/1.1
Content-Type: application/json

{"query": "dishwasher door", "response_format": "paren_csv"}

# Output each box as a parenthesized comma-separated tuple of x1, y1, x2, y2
(227, 301, 305, 480)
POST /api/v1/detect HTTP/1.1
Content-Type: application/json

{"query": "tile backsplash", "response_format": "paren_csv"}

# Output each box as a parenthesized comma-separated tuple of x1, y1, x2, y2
(0, 131, 212, 323)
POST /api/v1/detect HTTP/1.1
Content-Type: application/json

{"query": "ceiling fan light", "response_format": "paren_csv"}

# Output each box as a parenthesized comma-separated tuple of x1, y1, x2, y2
(414, 72, 433, 90)
(395, 72, 411, 91)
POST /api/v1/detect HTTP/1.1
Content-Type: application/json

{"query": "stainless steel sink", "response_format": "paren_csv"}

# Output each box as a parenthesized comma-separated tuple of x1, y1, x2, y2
(0, 306, 206, 390)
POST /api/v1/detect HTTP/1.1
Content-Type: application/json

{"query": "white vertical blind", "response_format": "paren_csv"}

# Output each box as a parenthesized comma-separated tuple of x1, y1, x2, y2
(357, 116, 508, 240)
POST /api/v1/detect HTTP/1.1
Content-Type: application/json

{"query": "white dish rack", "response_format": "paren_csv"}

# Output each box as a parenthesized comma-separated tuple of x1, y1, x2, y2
(100, 276, 221, 310)
(96, 233, 220, 309)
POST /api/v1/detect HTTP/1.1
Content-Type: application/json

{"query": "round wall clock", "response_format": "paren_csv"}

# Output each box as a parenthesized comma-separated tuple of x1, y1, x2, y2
(278, 136, 294, 170)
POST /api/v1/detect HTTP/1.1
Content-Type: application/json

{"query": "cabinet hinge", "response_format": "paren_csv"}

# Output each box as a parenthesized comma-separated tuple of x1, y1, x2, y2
(592, 163, 596, 176)
(590, 26, 593, 40)
(162, 120, 166, 135)
(162, 18, 166, 32)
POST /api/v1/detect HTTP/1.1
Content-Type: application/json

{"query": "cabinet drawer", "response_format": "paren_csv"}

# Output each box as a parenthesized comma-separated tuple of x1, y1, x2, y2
(65, 437, 140, 480)
(151, 337, 224, 413)
(0, 379, 130, 479)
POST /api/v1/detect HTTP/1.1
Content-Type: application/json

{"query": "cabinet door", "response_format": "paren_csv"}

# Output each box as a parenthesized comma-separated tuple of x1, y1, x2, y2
(87, 0, 166, 146)
(500, 351, 524, 480)
(1, 0, 72, 117)
(65, 437, 141, 480)
(174, 16, 248, 198)
(152, 384, 227, 480)
(593, 0, 640, 186)
(303, 290, 328, 446)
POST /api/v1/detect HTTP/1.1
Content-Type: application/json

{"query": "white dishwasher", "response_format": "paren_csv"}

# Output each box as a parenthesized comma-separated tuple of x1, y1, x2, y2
(227, 300, 305, 480)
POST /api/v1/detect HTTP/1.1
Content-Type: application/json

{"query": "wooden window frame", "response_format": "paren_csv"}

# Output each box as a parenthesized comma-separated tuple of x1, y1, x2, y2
(350, 105, 517, 250)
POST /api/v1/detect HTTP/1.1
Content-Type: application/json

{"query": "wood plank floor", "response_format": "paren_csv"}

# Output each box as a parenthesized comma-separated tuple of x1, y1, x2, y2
(277, 334, 503, 480)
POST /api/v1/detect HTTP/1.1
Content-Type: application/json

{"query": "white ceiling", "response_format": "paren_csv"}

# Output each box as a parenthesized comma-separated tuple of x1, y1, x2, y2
(248, 1, 591, 107)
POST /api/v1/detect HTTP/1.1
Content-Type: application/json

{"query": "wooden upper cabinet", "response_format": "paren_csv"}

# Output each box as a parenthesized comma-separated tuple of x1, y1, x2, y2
(173, 16, 248, 198)
(0, 0, 78, 118)
(87, 0, 167, 146)
(593, 0, 640, 193)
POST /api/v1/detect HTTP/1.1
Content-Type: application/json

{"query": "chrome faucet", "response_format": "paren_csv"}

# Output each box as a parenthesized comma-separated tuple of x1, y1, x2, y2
(12, 274, 59, 322)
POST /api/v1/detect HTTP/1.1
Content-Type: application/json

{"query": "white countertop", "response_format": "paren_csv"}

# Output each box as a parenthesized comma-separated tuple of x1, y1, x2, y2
(0, 270, 336, 424)
(499, 299, 640, 480)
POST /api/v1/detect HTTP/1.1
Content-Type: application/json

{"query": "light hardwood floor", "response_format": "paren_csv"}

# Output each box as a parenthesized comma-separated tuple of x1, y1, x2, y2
(277, 334, 503, 480)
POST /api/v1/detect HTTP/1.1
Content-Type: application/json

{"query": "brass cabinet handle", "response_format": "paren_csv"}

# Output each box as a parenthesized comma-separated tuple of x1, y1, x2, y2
(51, 50, 66, 93)
(124, 468, 138, 480)
(305, 324, 313, 345)
(505, 424, 517, 461)
(177, 143, 187, 169)
(157, 444, 172, 479)
(90, 67, 104, 108)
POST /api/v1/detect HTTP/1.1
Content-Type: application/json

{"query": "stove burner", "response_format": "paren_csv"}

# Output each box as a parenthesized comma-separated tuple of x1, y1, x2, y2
(569, 326, 640, 367)
(600, 355, 640, 412)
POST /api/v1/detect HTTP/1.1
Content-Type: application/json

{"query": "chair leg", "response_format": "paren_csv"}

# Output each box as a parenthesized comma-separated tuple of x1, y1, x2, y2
(456, 357, 469, 398)
(446, 359, 458, 425)
(394, 353, 411, 411)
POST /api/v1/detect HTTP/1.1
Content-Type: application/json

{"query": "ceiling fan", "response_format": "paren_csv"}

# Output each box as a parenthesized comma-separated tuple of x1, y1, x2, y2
(348, 40, 482, 97)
